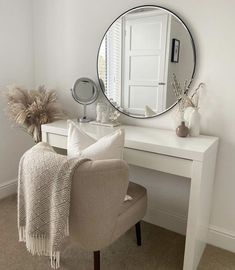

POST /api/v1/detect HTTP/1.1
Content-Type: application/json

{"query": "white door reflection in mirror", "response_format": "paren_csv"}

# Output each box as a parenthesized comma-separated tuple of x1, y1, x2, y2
(124, 11, 168, 115)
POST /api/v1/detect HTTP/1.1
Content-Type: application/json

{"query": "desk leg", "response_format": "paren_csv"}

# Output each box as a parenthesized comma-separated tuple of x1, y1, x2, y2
(42, 131, 47, 143)
(183, 144, 218, 270)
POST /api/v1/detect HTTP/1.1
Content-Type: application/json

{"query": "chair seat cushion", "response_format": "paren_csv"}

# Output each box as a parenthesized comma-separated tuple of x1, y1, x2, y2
(112, 182, 147, 242)
(119, 182, 147, 215)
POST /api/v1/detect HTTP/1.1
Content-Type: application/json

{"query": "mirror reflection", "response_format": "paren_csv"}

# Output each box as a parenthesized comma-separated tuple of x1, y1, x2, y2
(97, 6, 196, 118)
(71, 78, 98, 104)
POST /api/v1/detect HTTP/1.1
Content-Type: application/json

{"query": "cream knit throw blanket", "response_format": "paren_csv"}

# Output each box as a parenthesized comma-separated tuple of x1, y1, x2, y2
(18, 142, 89, 269)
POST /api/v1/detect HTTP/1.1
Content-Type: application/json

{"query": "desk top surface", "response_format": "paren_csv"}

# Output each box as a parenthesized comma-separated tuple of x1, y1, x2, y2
(42, 120, 218, 161)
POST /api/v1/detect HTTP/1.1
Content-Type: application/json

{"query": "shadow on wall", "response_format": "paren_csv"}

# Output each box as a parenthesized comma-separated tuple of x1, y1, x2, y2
(0, 87, 34, 185)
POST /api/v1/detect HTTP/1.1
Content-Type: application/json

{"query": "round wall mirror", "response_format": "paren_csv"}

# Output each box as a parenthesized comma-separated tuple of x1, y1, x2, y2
(71, 77, 98, 122)
(97, 5, 196, 118)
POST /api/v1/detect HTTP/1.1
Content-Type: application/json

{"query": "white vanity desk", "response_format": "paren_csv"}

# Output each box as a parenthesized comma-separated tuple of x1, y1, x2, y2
(42, 120, 218, 270)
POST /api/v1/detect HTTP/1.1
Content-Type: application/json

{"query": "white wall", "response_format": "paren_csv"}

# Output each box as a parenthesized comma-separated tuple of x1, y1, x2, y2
(166, 16, 194, 108)
(0, 0, 34, 198)
(33, 0, 235, 252)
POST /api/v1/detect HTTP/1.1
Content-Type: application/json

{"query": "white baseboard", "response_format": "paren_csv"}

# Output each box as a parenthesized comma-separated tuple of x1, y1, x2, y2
(208, 226, 235, 253)
(144, 208, 235, 253)
(0, 179, 17, 200)
(144, 207, 187, 235)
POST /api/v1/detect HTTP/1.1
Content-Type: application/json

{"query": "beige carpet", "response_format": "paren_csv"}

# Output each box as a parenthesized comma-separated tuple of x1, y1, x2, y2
(0, 195, 234, 270)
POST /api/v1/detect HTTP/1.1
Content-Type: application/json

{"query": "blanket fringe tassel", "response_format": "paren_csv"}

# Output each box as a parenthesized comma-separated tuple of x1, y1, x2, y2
(18, 220, 69, 269)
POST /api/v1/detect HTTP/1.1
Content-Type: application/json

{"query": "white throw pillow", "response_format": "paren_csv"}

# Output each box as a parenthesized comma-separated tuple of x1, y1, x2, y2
(67, 120, 125, 160)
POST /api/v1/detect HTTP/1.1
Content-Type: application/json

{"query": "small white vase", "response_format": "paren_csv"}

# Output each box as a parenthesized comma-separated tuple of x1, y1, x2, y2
(96, 103, 107, 122)
(189, 108, 200, 137)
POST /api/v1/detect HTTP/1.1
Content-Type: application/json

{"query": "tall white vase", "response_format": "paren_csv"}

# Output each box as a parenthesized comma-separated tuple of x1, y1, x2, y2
(189, 108, 201, 137)
(184, 106, 194, 127)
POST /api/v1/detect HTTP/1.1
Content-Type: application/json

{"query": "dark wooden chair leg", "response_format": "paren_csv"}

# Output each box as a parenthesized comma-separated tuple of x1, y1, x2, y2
(94, 250, 100, 270)
(135, 221, 142, 246)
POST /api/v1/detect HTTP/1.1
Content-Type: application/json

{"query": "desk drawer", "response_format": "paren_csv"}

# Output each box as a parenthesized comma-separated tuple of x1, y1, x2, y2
(42, 132, 192, 178)
(42, 132, 67, 149)
(124, 148, 192, 178)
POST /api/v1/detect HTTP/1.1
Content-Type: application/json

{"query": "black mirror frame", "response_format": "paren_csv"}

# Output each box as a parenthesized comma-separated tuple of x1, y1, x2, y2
(96, 5, 196, 119)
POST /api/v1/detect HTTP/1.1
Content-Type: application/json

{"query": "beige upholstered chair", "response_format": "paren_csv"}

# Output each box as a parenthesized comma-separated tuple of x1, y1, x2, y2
(69, 159, 147, 270)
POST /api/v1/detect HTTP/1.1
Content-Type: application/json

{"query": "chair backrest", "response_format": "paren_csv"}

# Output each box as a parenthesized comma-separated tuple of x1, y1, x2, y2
(69, 159, 129, 251)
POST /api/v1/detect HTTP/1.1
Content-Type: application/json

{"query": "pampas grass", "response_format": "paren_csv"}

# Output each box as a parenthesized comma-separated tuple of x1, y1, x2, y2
(171, 73, 204, 112)
(5, 85, 65, 143)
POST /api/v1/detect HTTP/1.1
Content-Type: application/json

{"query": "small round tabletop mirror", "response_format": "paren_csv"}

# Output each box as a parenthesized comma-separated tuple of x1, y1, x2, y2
(71, 77, 98, 122)
(97, 5, 196, 118)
